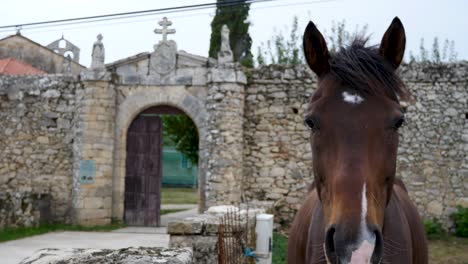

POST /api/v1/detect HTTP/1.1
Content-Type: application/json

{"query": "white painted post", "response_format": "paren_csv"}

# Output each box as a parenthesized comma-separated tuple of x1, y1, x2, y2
(255, 214, 273, 264)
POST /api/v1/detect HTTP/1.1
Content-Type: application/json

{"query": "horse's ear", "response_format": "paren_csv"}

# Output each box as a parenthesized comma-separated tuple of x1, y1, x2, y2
(303, 21, 330, 77)
(379, 17, 406, 69)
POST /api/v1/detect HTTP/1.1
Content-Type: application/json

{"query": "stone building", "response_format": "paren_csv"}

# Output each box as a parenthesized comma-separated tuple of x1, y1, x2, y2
(0, 18, 466, 229)
(0, 34, 85, 74)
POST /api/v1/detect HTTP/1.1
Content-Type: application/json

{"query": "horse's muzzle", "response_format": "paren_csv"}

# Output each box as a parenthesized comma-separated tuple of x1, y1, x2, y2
(324, 224, 383, 264)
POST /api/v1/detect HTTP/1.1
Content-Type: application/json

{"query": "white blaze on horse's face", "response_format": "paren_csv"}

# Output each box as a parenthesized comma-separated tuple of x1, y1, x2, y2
(342, 91, 364, 104)
(349, 240, 375, 264)
(348, 183, 376, 264)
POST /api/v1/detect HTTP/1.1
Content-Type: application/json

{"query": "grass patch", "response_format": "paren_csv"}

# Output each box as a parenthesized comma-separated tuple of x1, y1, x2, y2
(273, 232, 288, 264)
(161, 209, 189, 215)
(273, 233, 468, 264)
(161, 187, 198, 204)
(429, 236, 468, 264)
(0, 223, 125, 243)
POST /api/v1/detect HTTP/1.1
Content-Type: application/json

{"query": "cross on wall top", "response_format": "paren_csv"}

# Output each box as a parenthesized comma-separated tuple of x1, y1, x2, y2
(154, 17, 176, 42)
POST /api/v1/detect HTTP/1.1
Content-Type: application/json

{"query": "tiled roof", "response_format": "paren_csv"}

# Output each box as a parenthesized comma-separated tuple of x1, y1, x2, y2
(0, 58, 46, 75)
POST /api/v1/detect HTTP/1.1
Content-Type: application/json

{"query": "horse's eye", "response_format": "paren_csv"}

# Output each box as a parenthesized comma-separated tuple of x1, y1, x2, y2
(392, 116, 405, 130)
(304, 116, 320, 132)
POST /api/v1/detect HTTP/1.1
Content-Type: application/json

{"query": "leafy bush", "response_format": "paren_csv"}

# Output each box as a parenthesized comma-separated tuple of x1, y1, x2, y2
(451, 206, 468, 237)
(424, 219, 446, 240)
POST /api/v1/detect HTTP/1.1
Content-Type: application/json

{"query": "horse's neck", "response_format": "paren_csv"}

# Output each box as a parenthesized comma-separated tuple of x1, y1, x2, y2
(381, 183, 428, 263)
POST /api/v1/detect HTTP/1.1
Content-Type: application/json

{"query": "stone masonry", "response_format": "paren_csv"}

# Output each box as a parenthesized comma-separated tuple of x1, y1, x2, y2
(204, 65, 247, 207)
(243, 63, 468, 228)
(72, 72, 116, 226)
(0, 75, 82, 227)
(0, 20, 466, 230)
(1, 62, 467, 230)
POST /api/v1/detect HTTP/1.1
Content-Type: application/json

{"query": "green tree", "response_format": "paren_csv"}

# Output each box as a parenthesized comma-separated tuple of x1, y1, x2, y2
(162, 115, 199, 164)
(419, 38, 429, 62)
(256, 18, 368, 65)
(408, 51, 417, 63)
(326, 19, 368, 54)
(209, 0, 253, 67)
(256, 46, 266, 66)
(417, 37, 457, 63)
(442, 39, 449, 62)
(256, 16, 303, 66)
(327, 20, 347, 54)
(432, 37, 441, 63)
(449, 40, 458, 62)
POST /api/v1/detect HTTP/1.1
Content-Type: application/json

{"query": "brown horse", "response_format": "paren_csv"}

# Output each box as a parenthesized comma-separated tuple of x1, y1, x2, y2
(287, 17, 428, 264)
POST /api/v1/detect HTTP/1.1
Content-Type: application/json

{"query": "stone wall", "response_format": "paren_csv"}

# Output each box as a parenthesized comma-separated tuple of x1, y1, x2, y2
(0, 75, 82, 228)
(397, 63, 468, 227)
(73, 73, 116, 226)
(243, 65, 314, 226)
(0, 62, 466, 230)
(243, 63, 468, 228)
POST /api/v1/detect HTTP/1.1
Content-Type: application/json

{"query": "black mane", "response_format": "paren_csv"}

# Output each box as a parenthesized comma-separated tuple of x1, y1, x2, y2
(328, 38, 411, 101)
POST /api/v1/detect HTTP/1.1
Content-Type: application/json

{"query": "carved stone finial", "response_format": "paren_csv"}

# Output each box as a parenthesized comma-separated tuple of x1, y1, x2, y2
(218, 25, 233, 64)
(154, 17, 176, 42)
(91, 34, 105, 70)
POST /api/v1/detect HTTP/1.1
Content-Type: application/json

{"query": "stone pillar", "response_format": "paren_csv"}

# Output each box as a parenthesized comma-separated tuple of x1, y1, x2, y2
(204, 65, 247, 207)
(72, 71, 115, 225)
(168, 214, 220, 264)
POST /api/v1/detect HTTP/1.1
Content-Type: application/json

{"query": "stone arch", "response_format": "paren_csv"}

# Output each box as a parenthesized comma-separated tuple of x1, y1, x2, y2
(46, 37, 81, 63)
(112, 86, 209, 221)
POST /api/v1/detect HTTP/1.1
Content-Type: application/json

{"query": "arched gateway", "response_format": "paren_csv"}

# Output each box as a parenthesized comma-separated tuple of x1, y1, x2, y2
(113, 88, 209, 225)
(73, 18, 246, 226)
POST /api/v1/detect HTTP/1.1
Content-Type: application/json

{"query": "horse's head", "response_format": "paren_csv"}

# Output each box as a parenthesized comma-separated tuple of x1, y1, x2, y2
(303, 17, 410, 264)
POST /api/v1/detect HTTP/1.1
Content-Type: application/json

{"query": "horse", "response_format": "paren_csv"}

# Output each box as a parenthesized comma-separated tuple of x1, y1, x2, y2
(287, 17, 428, 264)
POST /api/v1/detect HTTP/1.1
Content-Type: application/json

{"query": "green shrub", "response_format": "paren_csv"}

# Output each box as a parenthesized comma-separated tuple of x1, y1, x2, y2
(273, 232, 288, 264)
(451, 206, 468, 237)
(423, 219, 446, 240)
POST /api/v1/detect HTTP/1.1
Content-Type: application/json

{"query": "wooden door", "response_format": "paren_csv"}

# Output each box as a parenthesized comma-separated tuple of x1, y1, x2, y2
(124, 114, 162, 226)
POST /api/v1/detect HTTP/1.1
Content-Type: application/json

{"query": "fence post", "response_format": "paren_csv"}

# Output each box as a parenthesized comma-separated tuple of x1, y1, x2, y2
(255, 214, 273, 264)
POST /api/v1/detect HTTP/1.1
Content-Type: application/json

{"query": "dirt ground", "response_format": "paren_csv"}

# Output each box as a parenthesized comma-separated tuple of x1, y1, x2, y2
(428, 237, 468, 264)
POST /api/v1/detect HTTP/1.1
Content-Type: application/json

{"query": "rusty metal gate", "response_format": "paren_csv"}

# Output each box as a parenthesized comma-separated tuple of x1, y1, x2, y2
(218, 209, 257, 264)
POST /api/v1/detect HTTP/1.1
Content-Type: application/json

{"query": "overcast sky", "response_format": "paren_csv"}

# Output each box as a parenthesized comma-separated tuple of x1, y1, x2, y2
(1, 0, 466, 67)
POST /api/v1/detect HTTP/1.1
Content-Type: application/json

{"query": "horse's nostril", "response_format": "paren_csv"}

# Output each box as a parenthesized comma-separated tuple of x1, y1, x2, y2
(371, 229, 383, 264)
(325, 225, 336, 254)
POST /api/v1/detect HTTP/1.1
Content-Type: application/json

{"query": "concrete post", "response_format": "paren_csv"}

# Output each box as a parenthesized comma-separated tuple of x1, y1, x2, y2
(255, 214, 274, 264)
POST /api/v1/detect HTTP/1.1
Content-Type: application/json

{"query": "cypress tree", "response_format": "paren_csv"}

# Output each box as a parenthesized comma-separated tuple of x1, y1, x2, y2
(209, 0, 253, 67)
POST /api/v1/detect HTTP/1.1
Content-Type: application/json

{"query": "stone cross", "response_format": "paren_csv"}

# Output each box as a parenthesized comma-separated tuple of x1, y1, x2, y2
(154, 17, 176, 42)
